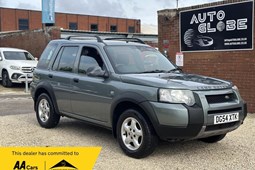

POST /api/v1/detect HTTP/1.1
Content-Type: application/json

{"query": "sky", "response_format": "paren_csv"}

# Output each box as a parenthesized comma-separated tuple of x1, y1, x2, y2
(0, 0, 222, 33)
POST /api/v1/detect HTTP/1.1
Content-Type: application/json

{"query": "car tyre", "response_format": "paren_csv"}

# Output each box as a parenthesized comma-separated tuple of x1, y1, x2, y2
(117, 109, 158, 159)
(36, 93, 60, 128)
(2, 71, 12, 87)
(199, 134, 226, 143)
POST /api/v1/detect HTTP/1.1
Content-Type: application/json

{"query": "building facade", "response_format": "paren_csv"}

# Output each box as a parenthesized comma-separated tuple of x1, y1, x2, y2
(0, 7, 141, 33)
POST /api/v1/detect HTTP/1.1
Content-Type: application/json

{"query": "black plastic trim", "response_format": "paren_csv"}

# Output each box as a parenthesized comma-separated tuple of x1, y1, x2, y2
(33, 81, 60, 115)
(243, 102, 248, 118)
(154, 104, 204, 140)
(110, 92, 159, 137)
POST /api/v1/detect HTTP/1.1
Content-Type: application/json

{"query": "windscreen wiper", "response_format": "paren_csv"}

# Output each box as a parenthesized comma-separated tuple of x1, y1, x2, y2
(140, 70, 168, 73)
(167, 67, 182, 73)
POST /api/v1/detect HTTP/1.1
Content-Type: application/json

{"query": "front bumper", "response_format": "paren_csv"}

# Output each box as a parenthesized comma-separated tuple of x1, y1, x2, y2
(141, 89, 247, 141)
(10, 72, 33, 83)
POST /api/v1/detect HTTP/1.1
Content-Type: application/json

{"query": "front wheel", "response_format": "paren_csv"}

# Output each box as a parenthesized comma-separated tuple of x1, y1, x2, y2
(2, 71, 12, 87)
(199, 134, 226, 143)
(36, 93, 60, 128)
(116, 109, 158, 159)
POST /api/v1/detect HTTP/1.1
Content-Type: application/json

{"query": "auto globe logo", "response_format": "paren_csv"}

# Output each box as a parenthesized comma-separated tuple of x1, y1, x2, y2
(50, 160, 78, 170)
(189, 10, 248, 34)
(184, 7, 248, 48)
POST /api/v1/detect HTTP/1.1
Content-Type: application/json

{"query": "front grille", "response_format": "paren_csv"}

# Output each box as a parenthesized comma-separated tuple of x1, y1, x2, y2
(208, 107, 242, 115)
(206, 93, 237, 104)
(21, 67, 36, 73)
(205, 121, 239, 131)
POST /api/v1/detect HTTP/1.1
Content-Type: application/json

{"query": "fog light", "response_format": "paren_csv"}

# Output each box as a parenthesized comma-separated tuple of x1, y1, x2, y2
(11, 73, 22, 80)
(13, 74, 18, 79)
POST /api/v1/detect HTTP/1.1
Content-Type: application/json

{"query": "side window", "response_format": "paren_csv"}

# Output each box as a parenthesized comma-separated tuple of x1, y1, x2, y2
(53, 46, 79, 72)
(78, 47, 104, 75)
(37, 42, 58, 69)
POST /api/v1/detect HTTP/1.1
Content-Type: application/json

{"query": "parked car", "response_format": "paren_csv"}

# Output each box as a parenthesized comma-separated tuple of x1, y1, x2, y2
(0, 47, 38, 87)
(30, 36, 247, 158)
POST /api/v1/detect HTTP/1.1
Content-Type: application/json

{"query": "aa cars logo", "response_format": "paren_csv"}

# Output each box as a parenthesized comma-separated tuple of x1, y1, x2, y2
(13, 161, 38, 170)
(50, 160, 77, 170)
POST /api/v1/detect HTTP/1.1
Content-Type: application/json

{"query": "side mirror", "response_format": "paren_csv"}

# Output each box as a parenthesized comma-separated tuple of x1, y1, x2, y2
(87, 66, 109, 78)
(0, 56, 2, 61)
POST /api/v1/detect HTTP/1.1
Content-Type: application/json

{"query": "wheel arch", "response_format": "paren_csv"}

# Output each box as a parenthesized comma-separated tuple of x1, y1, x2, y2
(33, 82, 60, 115)
(111, 93, 158, 138)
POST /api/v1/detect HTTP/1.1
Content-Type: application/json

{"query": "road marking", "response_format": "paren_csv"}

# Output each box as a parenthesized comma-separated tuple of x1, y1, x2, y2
(0, 97, 32, 102)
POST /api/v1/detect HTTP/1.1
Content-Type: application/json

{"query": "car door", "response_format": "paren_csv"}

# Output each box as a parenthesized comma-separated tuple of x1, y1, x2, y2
(70, 46, 113, 123)
(49, 45, 79, 114)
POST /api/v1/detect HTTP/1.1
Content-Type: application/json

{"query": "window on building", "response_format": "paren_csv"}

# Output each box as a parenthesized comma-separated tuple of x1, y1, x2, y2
(128, 26, 135, 33)
(19, 19, 29, 30)
(69, 22, 78, 30)
(90, 24, 98, 31)
(110, 25, 117, 32)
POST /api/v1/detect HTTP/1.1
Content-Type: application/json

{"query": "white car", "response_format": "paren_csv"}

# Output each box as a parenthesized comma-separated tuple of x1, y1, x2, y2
(0, 48, 38, 87)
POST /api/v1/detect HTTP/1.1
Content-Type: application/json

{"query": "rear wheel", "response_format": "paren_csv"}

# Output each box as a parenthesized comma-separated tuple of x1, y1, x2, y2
(116, 109, 158, 158)
(36, 93, 60, 128)
(2, 71, 12, 87)
(199, 134, 226, 143)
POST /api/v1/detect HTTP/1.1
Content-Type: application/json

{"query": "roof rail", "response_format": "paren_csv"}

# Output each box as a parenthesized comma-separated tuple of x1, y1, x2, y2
(65, 35, 104, 43)
(104, 38, 146, 44)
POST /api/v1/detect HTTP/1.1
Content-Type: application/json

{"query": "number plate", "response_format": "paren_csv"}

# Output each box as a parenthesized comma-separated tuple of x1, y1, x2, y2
(214, 112, 239, 125)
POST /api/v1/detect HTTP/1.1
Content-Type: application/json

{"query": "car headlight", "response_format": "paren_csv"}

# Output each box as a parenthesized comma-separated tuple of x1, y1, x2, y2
(159, 89, 195, 106)
(10, 65, 20, 70)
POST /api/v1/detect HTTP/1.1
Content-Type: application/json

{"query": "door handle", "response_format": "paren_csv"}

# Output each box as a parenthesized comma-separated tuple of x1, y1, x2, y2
(73, 78, 79, 83)
(48, 74, 53, 78)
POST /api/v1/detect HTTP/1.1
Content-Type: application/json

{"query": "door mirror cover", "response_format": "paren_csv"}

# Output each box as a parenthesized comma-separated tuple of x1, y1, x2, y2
(87, 66, 109, 78)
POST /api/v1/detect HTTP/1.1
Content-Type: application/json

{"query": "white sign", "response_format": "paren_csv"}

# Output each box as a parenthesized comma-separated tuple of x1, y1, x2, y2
(176, 52, 184, 66)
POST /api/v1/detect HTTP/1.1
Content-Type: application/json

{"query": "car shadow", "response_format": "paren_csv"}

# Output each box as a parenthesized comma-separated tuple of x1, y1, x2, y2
(52, 118, 228, 159)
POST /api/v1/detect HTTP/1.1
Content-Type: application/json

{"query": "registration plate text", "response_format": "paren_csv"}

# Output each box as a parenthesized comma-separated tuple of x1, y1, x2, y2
(214, 112, 239, 125)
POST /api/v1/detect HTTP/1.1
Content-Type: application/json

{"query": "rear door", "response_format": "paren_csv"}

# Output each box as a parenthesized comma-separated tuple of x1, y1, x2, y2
(49, 45, 79, 113)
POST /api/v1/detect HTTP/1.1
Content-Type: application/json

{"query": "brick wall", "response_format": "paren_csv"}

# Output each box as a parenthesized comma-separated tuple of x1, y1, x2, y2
(0, 7, 140, 33)
(0, 27, 61, 58)
(158, 0, 255, 112)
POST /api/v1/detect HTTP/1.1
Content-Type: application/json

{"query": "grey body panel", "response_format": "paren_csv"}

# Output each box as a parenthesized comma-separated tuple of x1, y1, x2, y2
(70, 75, 113, 122)
(49, 71, 74, 113)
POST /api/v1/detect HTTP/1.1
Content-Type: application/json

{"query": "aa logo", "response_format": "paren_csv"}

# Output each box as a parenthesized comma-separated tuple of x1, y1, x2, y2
(50, 160, 77, 170)
(13, 161, 38, 170)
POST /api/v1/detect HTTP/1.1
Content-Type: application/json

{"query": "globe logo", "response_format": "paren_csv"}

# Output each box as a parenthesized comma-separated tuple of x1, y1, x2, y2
(217, 21, 225, 32)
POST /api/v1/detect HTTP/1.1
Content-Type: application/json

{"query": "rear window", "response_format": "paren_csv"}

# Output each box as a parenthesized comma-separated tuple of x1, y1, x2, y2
(3, 51, 34, 60)
(37, 42, 58, 69)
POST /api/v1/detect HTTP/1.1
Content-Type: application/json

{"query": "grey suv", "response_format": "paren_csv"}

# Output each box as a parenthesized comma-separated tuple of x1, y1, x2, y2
(30, 36, 247, 158)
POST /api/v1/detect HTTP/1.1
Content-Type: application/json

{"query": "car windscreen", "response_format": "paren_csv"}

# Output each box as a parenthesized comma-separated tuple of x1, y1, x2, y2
(105, 45, 176, 74)
(3, 51, 35, 60)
